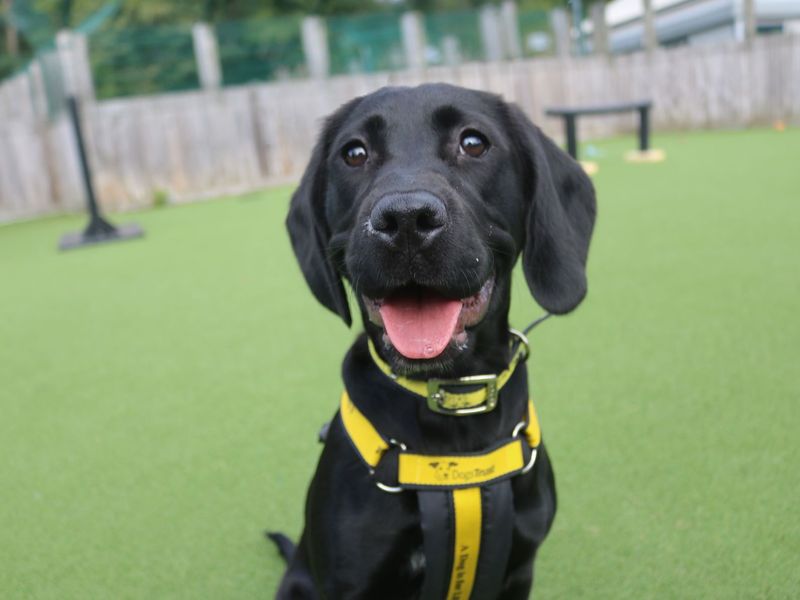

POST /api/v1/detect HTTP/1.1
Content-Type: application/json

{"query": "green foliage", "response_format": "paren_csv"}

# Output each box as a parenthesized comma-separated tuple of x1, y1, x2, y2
(327, 11, 404, 75)
(407, 0, 488, 10)
(518, 7, 552, 55)
(405, 0, 562, 9)
(90, 23, 198, 98)
(216, 15, 305, 85)
(424, 8, 483, 63)
(0, 53, 21, 80)
(151, 188, 170, 208)
(13, 0, 100, 37)
(4, 0, 559, 97)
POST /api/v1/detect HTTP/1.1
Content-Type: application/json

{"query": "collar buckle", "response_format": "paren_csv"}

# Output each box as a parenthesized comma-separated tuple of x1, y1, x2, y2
(426, 374, 499, 416)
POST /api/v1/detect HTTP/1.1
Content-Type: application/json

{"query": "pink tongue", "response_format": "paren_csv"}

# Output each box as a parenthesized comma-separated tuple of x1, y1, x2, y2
(379, 294, 462, 359)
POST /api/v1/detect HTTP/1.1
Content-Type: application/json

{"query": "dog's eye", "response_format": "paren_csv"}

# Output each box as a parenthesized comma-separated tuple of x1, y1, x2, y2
(459, 130, 489, 158)
(342, 142, 368, 167)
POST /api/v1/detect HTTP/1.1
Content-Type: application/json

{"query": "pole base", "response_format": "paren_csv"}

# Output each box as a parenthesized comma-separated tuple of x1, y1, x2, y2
(625, 149, 666, 163)
(580, 161, 599, 176)
(59, 221, 144, 251)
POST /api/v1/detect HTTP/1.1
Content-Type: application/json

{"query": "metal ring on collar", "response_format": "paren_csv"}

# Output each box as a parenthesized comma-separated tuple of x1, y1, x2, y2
(388, 438, 408, 451)
(376, 481, 404, 493)
(508, 328, 530, 362)
(374, 438, 407, 493)
(521, 448, 538, 474)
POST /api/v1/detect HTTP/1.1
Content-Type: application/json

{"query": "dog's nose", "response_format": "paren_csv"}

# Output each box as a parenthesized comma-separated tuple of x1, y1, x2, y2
(369, 192, 446, 245)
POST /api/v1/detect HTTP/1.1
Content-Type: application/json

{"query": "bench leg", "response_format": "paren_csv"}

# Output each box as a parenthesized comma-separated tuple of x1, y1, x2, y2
(564, 115, 578, 160)
(627, 105, 665, 163)
(638, 106, 650, 152)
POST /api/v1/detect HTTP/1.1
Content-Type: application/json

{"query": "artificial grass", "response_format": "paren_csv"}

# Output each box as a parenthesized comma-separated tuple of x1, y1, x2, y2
(1, 128, 798, 599)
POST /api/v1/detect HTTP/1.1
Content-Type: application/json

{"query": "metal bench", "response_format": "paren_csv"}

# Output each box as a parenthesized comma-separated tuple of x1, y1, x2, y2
(545, 100, 654, 161)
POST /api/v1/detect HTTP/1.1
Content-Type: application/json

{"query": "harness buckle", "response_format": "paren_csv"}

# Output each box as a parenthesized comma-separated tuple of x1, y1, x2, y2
(374, 438, 406, 494)
(512, 419, 539, 474)
(508, 328, 530, 362)
(425, 330, 531, 416)
(426, 374, 499, 416)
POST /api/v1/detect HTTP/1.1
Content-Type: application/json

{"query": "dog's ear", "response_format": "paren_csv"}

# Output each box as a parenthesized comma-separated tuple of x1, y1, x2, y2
(508, 105, 596, 314)
(286, 102, 359, 326)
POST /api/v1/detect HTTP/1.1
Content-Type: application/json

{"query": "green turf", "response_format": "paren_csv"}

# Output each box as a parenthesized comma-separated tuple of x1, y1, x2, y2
(1, 128, 798, 599)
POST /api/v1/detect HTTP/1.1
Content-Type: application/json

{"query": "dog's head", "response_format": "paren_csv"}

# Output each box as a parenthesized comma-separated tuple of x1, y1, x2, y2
(287, 84, 595, 376)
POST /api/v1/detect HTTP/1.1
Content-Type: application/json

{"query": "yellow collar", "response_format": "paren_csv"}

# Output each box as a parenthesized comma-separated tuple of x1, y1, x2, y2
(367, 329, 530, 416)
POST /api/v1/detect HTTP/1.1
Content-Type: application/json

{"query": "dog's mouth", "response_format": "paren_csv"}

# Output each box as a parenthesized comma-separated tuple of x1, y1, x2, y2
(363, 278, 495, 360)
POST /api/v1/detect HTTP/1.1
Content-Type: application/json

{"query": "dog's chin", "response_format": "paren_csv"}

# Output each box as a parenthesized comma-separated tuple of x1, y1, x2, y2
(362, 278, 494, 376)
(368, 335, 477, 377)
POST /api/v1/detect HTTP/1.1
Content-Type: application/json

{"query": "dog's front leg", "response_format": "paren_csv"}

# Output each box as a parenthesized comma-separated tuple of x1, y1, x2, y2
(497, 444, 558, 599)
(297, 417, 426, 599)
(274, 530, 319, 600)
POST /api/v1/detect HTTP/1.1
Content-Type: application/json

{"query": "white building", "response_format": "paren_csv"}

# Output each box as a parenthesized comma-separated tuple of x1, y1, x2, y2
(605, 0, 800, 52)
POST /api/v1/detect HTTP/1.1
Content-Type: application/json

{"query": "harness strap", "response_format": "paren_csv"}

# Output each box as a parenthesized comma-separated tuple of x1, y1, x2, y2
(339, 391, 542, 600)
(418, 491, 452, 600)
(418, 482, 515, 600)
(399, 442, 524, 488)
(340, 391, 540, 488)
(447, 487, 482, 600)
(468, 482, 514, 600)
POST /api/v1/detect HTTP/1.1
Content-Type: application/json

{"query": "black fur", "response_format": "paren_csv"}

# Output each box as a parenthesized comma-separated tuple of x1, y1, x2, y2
(267, 532, 296, 563)
(277, 84, 596, 599)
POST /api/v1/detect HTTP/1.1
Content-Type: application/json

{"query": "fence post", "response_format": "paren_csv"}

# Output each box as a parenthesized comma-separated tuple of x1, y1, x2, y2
(550, 8, 571, 58)
(442, 36, 461, 66)
(27, 61, 49, 121)
(500, 1, 522, 59)
(401, 11, 427, 70)
(192, 23, 222, 90)
(642, 0, 657, 54)
(479, 5, 504, 61)
(735, 0, 757, 47)
(590, 3, 609, 57)
(302, 16, 330, 79)
(570, 0, 587, 55)
(56, 30, 95, 102)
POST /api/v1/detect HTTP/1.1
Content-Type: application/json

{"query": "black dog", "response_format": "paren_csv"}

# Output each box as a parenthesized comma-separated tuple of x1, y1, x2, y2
(274, 84, 595, 599)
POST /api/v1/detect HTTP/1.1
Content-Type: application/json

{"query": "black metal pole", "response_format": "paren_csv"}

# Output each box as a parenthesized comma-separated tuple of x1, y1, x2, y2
(638, 105, 651, 152)
(565, 114, 578, 160)
(67, 96, 117, 237)
(59, 96, 143, 250)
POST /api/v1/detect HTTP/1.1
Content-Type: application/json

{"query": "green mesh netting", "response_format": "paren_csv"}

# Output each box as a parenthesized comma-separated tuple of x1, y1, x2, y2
(1, 0, 119, 81)
(327, 12, 405, 76)
(75, 1, 122, 37)
(215, 16, 305, 85)
(4, 6, 560, 101)
(0, 22, 25, 80)
(90, 24, 199, 99)
(518, 9, 552, 57)
(424, 9, 484, 65)
(8, 0, 52, 49)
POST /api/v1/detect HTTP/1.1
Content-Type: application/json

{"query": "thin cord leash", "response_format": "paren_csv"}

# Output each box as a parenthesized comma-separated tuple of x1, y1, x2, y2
(509, 313, 553, 358)
(522, 313, 553, 337)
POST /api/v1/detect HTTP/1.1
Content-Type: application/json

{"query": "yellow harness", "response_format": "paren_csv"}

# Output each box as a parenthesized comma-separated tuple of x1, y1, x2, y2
(339, 338, 542, 600)
(341, 392, 541, 487)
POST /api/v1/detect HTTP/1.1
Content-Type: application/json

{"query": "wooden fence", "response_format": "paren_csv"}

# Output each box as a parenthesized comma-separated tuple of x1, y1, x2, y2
(1, 33, 799, 222)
